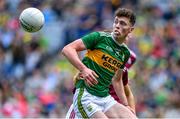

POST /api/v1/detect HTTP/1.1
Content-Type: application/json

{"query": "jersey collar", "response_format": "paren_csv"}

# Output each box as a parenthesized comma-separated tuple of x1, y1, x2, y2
(111, 32, 125, 47)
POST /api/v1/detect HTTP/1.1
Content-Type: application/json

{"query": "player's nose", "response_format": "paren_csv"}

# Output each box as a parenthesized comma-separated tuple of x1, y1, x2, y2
(115, 26, 120, 30)
(115, 23, 120, 29)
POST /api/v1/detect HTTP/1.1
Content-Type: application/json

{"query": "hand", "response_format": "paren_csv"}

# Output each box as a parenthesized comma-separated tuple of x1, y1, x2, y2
(79, 67, 99, 86)
(125, 105, 136, 115)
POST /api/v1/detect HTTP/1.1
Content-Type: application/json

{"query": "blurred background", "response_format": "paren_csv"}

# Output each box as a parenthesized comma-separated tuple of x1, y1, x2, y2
(0, 0, 180, 118)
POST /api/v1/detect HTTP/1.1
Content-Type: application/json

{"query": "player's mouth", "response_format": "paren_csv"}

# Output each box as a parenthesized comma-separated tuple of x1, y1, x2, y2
(114, 30, 121, 36)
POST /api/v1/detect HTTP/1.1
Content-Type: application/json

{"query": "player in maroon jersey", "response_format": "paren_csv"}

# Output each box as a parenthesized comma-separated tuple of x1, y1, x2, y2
(66, 50, 137, 119)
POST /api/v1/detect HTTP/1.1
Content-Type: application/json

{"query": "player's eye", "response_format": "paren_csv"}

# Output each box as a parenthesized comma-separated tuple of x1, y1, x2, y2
(114, 19, 118, 24)
(119, 20, 128, 26)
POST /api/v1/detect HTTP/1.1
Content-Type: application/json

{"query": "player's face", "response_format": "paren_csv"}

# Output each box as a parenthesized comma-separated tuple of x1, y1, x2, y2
(113, 16, 134, 39)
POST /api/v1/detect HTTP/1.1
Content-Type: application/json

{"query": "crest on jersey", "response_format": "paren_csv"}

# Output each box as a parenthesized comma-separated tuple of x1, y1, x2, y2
(106, 46, 113, 52)
(114, 49, 125, 62)
(87, 105, 93, 112)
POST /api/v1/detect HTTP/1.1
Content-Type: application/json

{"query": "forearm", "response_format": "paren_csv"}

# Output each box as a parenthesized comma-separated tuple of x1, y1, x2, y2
(124, 85, 136, 113)
(62, 46, 87, 71)
(126, 92, 136, 112)
(112, 69, 128, 105)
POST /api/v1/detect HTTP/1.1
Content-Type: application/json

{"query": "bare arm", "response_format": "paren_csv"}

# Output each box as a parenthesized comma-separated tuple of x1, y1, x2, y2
(61, 39, 87, 71)
(112, 69, 128, 106)
(61, 39, 98, 86)
(124, 84, 136, 113)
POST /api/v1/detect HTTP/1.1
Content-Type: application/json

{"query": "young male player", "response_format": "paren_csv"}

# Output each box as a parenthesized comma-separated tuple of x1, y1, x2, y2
(62, 8, 136, 118)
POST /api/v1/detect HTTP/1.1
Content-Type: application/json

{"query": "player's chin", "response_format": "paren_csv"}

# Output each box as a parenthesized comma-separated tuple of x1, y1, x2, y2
(113, 32, 122, 38)
(116, 35, 126, 40)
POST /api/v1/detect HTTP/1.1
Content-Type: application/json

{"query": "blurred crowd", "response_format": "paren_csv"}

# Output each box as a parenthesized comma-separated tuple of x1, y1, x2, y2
(0, 0, 180, 118)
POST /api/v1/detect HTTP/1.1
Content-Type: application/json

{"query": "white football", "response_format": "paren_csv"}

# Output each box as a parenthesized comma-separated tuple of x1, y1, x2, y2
(19, 7, 45, 33)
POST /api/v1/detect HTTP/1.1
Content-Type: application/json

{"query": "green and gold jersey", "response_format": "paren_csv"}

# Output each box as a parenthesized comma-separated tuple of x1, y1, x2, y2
(75, 31, 130, 97)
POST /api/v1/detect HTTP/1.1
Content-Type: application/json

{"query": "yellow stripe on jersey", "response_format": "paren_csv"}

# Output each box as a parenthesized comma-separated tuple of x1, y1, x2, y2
(73, 72, 79, 84)
(85, 49, 123, 73)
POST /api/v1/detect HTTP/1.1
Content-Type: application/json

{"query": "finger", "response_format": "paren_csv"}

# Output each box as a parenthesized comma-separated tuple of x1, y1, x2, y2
(85, 78, 94, 87)
(79, 73, 87, 80)
(91, 71, 99, 83)
(85, 74, 97, 85)
(86, 76, 95, 86)
(92, 71, 99, 78)
(126, 106, 135, 114)
(89, 74, 98, 84)
(78, 72, 83, 78)
(84, 79, 90, 87)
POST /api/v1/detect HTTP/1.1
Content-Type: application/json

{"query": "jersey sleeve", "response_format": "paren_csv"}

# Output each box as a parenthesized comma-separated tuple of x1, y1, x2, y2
(125, 50, 136, 69)
(81, 32, 100, 50)
(122, 68, 128, 85)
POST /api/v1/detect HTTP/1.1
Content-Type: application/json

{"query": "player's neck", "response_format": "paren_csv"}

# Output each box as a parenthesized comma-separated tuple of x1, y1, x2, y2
(115, 37, 126, 44)
(111, 33, 125, 45)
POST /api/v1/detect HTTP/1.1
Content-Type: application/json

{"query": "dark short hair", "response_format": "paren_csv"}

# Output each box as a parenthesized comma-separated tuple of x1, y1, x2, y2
(115, 8, 136, 26)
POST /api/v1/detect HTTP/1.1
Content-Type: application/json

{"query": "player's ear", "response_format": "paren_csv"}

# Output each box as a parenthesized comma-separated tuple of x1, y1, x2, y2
(128, 27, 134, 34)
(130, 27, 134, 32)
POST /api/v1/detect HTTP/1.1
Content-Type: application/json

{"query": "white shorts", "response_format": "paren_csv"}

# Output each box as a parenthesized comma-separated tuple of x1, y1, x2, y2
(66, 104, 77, 119)
(73, 88, 117, 118)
